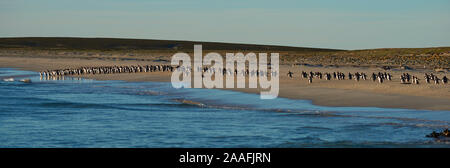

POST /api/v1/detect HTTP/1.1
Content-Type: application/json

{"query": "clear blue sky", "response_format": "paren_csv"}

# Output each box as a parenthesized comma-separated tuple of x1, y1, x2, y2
(1, 0, 449, 49)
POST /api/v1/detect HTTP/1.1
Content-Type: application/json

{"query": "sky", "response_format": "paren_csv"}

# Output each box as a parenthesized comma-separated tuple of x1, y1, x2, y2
(1, 0, 449, 50)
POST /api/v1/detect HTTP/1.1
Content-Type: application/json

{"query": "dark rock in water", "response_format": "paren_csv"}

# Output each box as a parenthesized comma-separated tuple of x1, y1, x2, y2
(426, 128, 450, 139)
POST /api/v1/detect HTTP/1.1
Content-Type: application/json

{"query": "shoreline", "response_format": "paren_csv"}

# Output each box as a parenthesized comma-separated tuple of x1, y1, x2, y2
(0, 56, 449, 111)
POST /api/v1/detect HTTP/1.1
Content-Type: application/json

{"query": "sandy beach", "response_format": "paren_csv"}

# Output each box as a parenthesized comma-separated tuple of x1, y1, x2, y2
(1, 54, 449, 111)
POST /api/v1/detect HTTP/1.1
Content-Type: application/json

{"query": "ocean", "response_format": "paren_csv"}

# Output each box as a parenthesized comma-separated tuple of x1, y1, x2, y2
(0, 68, 449, 147)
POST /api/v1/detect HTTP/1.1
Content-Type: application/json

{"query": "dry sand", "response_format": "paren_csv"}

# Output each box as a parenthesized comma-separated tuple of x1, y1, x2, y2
(0, 56, 449, 111)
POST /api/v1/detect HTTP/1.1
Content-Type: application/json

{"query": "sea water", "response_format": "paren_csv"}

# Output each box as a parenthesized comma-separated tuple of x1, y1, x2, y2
(0, 68, 449, 147)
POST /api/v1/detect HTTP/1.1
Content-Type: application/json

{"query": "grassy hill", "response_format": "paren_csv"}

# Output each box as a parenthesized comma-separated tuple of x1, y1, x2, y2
(0, 37, 448, 69)
(0, 37, 341, 52)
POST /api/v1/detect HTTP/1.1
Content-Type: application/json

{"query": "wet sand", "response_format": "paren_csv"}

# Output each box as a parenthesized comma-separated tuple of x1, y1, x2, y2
(0, 56, 449, 111)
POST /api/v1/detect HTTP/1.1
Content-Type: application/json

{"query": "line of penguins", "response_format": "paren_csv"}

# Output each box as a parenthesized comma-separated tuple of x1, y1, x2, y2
(419, 73, 448, 84)
(287, 70, 448, 85)
(39, 65, 280, 80)
(38, 64, 448, 85)
(40, 65, 175, 78)
(174, 66, 279, 78)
